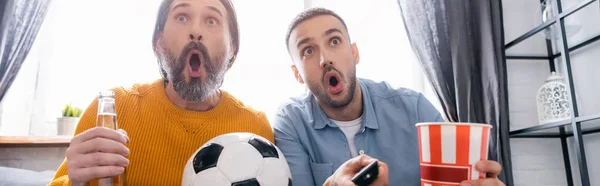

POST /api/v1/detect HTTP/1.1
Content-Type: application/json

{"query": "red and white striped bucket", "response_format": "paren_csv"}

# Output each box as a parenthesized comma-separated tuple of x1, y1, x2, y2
(415, 122, 492, 186)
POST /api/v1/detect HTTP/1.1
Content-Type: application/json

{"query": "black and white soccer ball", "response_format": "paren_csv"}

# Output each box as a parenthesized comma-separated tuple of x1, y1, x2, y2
(182, 132, 292, 186)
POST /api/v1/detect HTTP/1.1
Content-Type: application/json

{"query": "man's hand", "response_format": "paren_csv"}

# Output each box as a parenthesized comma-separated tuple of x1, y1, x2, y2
(66, 127, 130, 186)
(460, 160, 505, 186)
(323, 154, 389, 186)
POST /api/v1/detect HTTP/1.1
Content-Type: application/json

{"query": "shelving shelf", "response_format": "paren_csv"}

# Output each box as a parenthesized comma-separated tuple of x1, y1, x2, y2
(504, 0, 596, 49)
(510, 113, 600, 137)
(501, 0, 599, 186)
(506, 34, 600, 60)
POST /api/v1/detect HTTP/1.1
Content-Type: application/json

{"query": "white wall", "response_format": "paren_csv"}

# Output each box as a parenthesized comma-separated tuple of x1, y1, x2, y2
(503, 0, 600, 185)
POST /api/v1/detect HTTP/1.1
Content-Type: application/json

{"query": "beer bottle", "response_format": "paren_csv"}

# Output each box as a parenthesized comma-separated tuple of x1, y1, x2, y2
(95, 90, 125, 186)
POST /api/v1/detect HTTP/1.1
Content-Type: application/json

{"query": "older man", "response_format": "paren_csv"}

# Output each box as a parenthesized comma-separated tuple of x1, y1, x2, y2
(49, 0, 273, 185)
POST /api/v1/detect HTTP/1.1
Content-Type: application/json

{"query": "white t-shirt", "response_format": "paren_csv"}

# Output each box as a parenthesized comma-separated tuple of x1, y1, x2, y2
(331, 116, 363, 157)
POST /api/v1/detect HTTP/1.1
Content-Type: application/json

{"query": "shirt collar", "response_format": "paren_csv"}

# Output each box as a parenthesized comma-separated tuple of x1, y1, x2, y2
(312, 79, 380, 130)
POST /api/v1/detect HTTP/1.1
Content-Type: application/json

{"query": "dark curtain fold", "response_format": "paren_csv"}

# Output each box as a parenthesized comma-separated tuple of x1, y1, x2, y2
(397, 0, 513, 185)
(0, 0, 51, 102)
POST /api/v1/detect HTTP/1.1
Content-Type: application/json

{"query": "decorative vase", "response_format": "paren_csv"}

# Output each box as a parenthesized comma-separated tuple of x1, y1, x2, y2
(57, 117, 79, 136)
(536, 72, 572, 124)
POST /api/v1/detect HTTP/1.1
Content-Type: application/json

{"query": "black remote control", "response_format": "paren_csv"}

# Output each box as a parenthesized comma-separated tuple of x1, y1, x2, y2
(351, 161, 379, 186)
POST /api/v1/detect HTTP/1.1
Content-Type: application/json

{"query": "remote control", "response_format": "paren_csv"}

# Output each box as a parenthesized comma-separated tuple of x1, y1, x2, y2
(351, 161, 379, 186)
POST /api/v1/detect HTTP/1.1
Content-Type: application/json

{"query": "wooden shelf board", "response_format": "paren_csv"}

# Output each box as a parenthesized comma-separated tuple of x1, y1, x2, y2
(0, 136, 71, 145)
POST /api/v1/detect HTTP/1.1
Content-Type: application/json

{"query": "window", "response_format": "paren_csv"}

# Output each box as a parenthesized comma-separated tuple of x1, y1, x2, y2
(0, 0, 440, 136)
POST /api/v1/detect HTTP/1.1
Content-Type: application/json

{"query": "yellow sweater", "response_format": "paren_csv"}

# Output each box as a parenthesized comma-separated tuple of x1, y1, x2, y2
(49, 79, 274, 186)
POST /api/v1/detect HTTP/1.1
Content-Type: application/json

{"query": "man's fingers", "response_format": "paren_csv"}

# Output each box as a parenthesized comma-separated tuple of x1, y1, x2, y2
(476, 160, 502, 178)
(72, 127, 128, 145)
(356, 154, 378, 167)
(342, 154, 374, 173)
(372, 161, 389, 186)
(117, 129, 129, 143)
(377, 161, 388, 176)
(460, 178, 504, 186)
(71, 152, 129, 168)
(71, 166, 125, 182)
(75, 137, 130, 156)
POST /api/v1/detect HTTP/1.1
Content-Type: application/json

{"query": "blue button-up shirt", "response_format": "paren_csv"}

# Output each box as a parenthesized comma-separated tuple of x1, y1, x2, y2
(273, 78, 444, 186)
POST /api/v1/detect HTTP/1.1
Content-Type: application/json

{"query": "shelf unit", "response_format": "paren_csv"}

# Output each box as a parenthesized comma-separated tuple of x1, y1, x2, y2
(501, 0, 599, 185)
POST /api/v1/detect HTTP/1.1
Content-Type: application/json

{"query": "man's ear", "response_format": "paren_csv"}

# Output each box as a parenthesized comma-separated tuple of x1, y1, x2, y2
(291, 65, 304, 84)
(226, 42, 236, 70)
(155, 35, 164, 55)
(351, 42, 360, 65)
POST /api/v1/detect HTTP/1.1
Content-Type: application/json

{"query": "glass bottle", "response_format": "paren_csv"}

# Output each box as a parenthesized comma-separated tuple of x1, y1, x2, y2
(96, 90, 125, 186)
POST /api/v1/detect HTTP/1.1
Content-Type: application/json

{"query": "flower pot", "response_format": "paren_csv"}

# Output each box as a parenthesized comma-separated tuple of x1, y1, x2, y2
(57, 117, 80, 136)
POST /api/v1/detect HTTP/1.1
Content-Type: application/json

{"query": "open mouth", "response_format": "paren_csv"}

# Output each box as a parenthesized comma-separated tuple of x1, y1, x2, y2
(185, 50, 204, 78)
(329, 76, 339, 87)
(325, 71, 343, 94)
(189, 53, 201, 72)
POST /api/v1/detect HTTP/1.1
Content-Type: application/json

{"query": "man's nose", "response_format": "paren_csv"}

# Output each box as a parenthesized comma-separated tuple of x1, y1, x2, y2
(319, 50, 334, 68)
(189, 34, 202, 42)
(190, 22, 204, 42)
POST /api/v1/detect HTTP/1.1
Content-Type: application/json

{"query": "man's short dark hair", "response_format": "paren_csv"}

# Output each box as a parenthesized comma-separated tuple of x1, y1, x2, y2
(285, 7, 348, 51)
(152, 0, 240, 81)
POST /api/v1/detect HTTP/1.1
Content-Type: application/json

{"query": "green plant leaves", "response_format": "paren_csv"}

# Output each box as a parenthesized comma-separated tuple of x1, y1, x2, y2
(62, 104, 83, 117)
(73, 108, 83, 117)
(62, 104, 70, 116)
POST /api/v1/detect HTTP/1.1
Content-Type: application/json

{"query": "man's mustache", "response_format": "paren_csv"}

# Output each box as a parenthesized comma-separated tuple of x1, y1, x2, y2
(323, 66, 342, 78)
(179, 41, 210, 63)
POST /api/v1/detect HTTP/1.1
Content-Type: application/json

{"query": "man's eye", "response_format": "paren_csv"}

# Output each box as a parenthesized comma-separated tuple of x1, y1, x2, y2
(330, 38, 341, 46)
(303, 47, 314, 56)
(207, 18, 217, 25)
(176, 15, 187, 22)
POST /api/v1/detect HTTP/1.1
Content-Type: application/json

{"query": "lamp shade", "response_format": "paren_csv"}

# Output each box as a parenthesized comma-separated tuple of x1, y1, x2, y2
(536, 72, 571, 124)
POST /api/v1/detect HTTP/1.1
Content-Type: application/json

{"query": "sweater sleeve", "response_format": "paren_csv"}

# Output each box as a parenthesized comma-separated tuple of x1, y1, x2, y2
(48, 98, 99, 186)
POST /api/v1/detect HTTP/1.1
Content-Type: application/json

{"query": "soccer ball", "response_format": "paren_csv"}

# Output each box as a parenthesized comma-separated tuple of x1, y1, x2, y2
(182, 132, 292, 186)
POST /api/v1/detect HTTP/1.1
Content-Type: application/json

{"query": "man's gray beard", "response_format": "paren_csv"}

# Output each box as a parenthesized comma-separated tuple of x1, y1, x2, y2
(158, 45, 227, 103)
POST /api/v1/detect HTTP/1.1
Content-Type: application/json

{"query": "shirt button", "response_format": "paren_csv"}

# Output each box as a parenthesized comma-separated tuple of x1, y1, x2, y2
(361, 128, 366, 133)
(359, 150, 365, 155)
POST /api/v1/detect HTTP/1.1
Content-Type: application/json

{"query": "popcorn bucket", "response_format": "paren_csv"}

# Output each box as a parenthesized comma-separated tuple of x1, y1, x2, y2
(416, 122, 492, 185)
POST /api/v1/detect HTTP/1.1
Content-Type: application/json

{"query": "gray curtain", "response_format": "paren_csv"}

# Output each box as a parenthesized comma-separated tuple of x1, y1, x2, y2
(397, 0, 513, 185)
(0, 0, 51, 102)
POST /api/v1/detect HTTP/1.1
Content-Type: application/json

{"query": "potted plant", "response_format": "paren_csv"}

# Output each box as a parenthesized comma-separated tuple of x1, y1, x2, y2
(57, 104, 83, 136)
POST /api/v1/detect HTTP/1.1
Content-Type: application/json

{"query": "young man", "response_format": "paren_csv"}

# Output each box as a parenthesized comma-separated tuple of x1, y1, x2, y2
(274, 7, 506, 186)
(49, 0, 274, 185)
